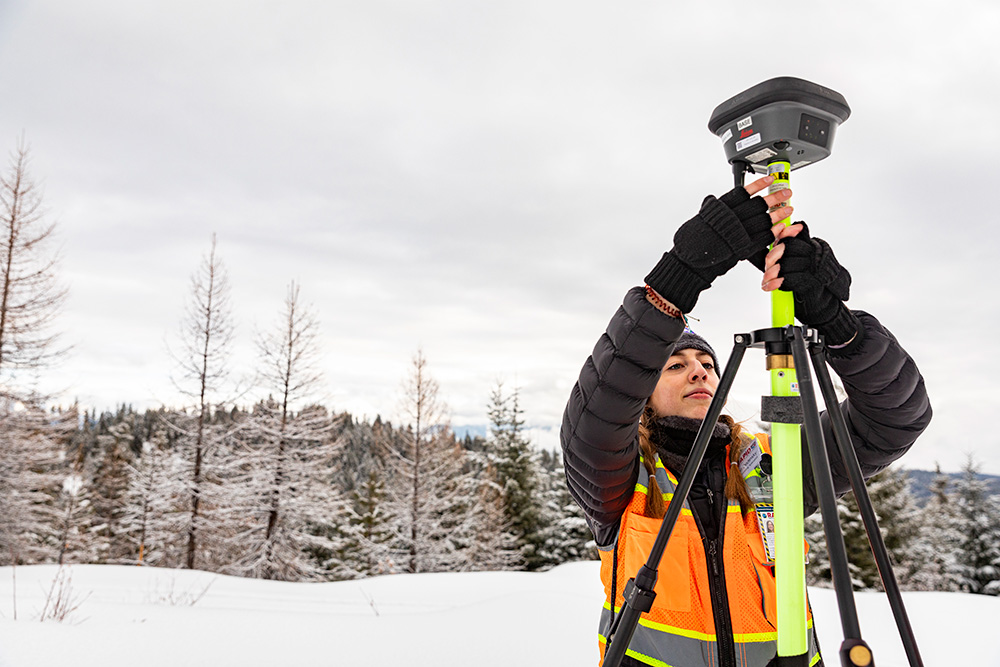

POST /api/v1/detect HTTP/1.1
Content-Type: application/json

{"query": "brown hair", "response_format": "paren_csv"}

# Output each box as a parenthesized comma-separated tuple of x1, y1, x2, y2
(637, 408, 753, 519)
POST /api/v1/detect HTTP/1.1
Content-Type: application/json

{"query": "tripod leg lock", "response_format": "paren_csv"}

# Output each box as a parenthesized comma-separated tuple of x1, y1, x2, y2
(622, 577, 656, 614)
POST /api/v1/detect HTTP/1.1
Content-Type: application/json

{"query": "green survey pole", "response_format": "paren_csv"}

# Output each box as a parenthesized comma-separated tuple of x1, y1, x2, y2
(767, 160, 809, 657)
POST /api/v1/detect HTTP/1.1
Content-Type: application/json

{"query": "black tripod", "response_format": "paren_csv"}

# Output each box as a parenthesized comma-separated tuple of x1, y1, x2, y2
(601, 325, 924, 667)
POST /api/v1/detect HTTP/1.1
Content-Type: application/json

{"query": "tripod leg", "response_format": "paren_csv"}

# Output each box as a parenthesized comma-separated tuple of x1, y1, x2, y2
(809, 343, 924, 667)
(788, 328, 874, 666)
(602, 335, 750, 667)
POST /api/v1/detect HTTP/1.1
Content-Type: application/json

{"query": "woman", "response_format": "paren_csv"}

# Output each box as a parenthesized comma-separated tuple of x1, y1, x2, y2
(560, 175, 931, 667)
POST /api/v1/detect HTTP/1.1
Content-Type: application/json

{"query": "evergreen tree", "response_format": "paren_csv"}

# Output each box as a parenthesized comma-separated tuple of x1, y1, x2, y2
(804, 493, 867, 589)
(0, 403, 66, 565)
(119, 424, 184, 566)
(54, 471, 96, 565)
(850, 466, 923, 591)
(535, 449, 596, 565)
(905, 465, 964, 591)
(953, 457, 1000, 595)
(465, 472, 521, 571)
(89, 421, 137, 563)
(484, 381, 545, 570)
(339, 469, 394, 578)
(804, 466, 923, 591)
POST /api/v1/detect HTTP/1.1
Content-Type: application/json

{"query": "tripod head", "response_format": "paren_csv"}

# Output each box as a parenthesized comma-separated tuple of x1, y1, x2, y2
(708, 77, 850, 181)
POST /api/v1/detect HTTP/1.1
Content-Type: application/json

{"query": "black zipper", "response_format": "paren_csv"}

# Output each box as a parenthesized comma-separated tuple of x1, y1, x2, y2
(692, 489, 737, 667)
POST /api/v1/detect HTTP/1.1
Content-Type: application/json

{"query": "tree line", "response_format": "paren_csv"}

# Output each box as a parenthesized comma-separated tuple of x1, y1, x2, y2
(1, 377, 594, 580)
(1, 139, 998, 593)
(805, 459, 1000, 596)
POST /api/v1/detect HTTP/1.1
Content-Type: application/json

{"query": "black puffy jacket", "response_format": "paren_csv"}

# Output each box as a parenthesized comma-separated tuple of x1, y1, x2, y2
(561, 286, 932, 547)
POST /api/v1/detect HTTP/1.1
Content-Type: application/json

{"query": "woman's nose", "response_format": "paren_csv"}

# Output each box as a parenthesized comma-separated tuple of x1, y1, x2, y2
(689, 364, 708, 381)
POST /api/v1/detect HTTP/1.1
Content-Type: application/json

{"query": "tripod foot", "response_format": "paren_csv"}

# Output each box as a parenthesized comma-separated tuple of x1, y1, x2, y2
(840, 639, 874, 667)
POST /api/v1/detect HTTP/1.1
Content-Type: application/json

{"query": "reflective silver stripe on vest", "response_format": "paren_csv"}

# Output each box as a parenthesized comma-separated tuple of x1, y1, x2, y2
(602, 603, 820, 667)
(636, 454, 684, 506)
(599, 604, 798, 667)
(600, 604, 712, 666)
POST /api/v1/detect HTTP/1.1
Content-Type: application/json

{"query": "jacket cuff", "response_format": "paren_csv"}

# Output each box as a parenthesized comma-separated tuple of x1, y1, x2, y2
(823, 307, 865, 355)
(644, 252, 709, 314)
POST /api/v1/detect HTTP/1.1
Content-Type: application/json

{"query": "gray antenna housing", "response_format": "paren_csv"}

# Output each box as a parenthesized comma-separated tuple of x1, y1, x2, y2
(708, 77, 851, 173)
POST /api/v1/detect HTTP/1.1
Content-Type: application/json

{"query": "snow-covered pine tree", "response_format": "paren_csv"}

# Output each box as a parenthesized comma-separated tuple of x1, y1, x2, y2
(89, 420, 138, 564)
(484, 381, 545, 570)
(535, 449, 596, 565)
(464, 470, 521, 572)
(953, 457, 1000, 595)
(46, 403, 99, 566)
(849, 466, 923, 591)
(905, 465, 964, 591)
(225, 283, 345, 581)
(804, 493, 867, 590)
(331, 416, 404, 578)
(118, 423, 188, 567)
(0, 402, 66, 565)
(54, 471, 96, 565)
(338, 469, 394, 578)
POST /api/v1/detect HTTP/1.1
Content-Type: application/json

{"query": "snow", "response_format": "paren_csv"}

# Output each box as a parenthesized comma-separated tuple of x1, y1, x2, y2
(0, 562, 996, 666)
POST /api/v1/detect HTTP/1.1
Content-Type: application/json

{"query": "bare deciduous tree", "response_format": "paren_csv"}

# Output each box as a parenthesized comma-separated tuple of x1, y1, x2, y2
(0, 139, 66, 384)
(0, 139, 69, 571)
(383, 350, 478, 574)
(227, 282, 344, 581)
(171, 234, 235, 570)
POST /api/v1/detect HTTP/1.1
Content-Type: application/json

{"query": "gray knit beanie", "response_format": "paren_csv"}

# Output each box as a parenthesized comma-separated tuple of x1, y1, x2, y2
(672, 327, 720, 376)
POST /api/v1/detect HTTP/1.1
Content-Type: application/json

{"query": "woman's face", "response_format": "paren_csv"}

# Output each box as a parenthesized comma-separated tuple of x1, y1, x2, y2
(648, 348, 720, 420)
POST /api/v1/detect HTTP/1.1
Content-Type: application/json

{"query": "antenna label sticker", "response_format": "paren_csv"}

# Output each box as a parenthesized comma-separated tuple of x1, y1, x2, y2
(737, 116, 753, 130)
(736, 133, 762, 152)
(720, 128, 733, 144)
(745, 147, 777, 163)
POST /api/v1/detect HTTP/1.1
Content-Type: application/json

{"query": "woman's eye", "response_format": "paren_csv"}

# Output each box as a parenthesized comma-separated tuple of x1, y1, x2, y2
(667, 363, 683, 371)
(703, 363, 714, 370)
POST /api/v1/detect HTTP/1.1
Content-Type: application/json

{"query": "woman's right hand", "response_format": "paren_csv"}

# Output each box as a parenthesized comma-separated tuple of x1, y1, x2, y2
(644, 175, 794, 313)
(744, 175, 798, 228)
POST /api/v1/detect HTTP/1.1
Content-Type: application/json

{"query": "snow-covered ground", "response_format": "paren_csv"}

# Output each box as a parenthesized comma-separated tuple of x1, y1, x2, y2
(0, 562, 995, 666)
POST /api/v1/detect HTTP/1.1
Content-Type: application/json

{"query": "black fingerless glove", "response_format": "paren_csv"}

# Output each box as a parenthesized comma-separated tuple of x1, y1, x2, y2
(645, 187, 774, 313)
(774, 223, 862, 347)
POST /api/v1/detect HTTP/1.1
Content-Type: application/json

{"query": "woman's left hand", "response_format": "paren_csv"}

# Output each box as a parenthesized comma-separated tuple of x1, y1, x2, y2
(760, 223, 806, 292)
(757, 222, 859, 346)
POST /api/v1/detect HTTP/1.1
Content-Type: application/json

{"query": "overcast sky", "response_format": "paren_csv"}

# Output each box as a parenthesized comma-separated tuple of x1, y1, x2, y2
(0, 0, 997, 473)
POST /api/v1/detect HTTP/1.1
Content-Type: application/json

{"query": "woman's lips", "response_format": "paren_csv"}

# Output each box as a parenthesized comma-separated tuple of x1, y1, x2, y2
(685, 389, 713, 399)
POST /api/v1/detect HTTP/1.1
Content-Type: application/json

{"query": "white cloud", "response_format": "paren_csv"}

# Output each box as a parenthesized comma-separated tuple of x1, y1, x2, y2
(1, 0, 997, 472)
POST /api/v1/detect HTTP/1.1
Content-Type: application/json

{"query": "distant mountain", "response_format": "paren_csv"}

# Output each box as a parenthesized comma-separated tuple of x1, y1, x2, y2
(452, 424, 488, 440)
(904, 468, 1000, 502)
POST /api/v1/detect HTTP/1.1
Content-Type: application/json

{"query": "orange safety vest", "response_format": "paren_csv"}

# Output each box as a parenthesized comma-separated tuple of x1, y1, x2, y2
(597, 434, 821, 667)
